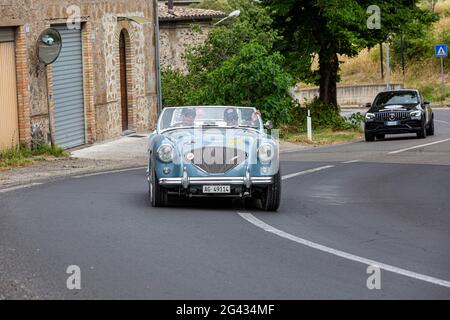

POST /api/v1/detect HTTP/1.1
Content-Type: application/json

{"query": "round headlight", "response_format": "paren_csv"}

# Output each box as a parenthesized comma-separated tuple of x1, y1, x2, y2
(157, 144, 174, 163)
(258, 143, 275, 162)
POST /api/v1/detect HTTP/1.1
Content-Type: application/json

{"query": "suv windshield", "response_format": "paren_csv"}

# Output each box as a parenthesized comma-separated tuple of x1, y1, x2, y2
(373, 91, 419, 109)
(158, 107, 263, 131)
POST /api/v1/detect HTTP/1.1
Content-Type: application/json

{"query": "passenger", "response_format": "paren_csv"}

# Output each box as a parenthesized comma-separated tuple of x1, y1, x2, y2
(224, 108, 239, 126)
(180, 108, 196, 126)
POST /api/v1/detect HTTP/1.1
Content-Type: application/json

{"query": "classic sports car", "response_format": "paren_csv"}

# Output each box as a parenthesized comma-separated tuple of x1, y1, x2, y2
(364, 89, 434, 141)
(147, 106, 281, 211)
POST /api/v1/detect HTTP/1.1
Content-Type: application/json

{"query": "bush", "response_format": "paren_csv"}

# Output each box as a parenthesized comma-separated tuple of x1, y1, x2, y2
(190, 43, 296, 126)
(296, 98, 362, 131)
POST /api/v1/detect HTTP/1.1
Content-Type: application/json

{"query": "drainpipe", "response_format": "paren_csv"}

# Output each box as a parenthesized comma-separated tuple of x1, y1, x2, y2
(153, 0, 163, 115)
(168, 0, 174, 15)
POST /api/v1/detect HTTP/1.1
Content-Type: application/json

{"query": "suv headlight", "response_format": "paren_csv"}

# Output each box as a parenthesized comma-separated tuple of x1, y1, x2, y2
(157, 144, 174, 163)
(410, 110, 422, 119)
(258, 143, 275, 162)
(365, 112, 375, 120)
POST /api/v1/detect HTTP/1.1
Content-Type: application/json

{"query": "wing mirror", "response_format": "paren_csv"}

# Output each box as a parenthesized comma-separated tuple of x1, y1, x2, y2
(365, 102, 372, 108)
(264, 120, 274, 130)
(423, 100, 430, 106)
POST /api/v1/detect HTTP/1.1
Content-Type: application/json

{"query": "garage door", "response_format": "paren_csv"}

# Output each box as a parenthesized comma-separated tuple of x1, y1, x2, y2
(52, 26, 86, 149)
(0, 28, 19, 150)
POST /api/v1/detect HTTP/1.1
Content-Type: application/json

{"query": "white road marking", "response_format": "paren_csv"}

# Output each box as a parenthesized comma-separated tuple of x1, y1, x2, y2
(435, 120, 450, 125)
(238, 212, 450, 289)
(282, 165, 335, 181)
(388, 138, 450, 155)
(0, 183, 43, 194)
(342, 160, 360, 164)
(72, 167, 147, 179)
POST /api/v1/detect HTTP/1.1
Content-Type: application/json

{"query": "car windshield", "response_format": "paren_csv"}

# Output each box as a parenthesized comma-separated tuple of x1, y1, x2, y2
(158, 107, 263, 131)
(373, 91, 419, 108)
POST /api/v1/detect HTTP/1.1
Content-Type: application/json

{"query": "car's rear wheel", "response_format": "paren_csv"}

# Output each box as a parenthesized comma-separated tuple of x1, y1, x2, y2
(376, 134, 385, 140)
(261, 170, 281, 212)
(365, 132, 375, 142)
(149, 168, 168, 207)
(426, 117, 435, 136)
(417, 125, 427, 139)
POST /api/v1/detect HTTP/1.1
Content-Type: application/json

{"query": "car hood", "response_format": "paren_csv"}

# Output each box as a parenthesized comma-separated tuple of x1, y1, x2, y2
(162, 128, 265, 154)
(370, 104, 420, 112)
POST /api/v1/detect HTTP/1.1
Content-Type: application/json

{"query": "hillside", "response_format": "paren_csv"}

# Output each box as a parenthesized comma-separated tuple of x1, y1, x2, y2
(339, 0, 450, 106)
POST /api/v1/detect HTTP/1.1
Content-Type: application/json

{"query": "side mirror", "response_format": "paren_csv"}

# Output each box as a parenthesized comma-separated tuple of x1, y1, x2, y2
(365, 102, 372, 108)
(423, 100, 430, 106)
(264, 120, 274, 130)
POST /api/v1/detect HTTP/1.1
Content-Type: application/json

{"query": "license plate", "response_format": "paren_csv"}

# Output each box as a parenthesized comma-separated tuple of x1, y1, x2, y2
(385, 121, 399, 126)
(203, 185, 231, 194)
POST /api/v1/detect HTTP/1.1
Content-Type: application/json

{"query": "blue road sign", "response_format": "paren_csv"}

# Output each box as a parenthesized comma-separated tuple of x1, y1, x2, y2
(435, 44, 448, 57)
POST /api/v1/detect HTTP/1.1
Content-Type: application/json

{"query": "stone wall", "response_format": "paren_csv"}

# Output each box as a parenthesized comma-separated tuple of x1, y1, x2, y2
(159, 22, 211, 73)
(293, 83, 405, 107)
(0, 0, 158, 147)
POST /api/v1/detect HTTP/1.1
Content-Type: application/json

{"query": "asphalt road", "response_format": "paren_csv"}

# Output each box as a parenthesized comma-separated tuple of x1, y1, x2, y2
(1, 110, 450, 300)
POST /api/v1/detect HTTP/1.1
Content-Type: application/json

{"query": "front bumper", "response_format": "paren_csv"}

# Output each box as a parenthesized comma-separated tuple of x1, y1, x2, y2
(365, 119, 423, 134)
(159, 176, 273, 186)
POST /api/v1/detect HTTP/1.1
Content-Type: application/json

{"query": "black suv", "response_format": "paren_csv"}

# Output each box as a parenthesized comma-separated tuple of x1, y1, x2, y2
(364, 89, 434, 142)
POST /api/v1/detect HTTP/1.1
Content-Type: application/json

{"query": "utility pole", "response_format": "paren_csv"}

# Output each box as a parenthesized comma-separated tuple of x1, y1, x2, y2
(380, 43, 384, 80)
(440, 56, 445, 102)
(386, 36, 391, 90)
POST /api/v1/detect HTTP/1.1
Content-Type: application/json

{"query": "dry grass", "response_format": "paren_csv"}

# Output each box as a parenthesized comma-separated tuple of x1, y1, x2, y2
(338, 5, 450, 106)
(283, 127, 363, 146)
(435, 0, 450, 15)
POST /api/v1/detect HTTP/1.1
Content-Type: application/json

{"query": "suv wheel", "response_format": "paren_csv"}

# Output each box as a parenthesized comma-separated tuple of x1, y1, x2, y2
(365, 132, 375, 142)
(376, 134, 385, 140)
(417, 126, 427, 139)
(426, 118, 435, 136)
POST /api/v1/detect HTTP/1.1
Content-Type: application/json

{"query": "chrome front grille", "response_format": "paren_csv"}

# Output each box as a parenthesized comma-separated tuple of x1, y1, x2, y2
(193, 147, 247, 174)
(375, 111, 410, 121)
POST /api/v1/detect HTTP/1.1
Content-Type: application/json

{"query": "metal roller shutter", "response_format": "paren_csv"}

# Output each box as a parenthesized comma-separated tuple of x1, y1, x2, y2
(0, 29, 19, 150)
(52, 26, 86, 149)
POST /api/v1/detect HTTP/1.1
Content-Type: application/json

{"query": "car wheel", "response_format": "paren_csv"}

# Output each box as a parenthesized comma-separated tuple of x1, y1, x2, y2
(261, 170, 281, 212)
(426, 117, 435, 136)
(376, 134, 385, 140)
(365, 132, 375, 142)
(149, 168, 168, 207)
(417, 125, 427, 139)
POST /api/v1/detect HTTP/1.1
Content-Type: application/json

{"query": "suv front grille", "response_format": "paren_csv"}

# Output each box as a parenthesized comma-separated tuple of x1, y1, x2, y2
(375, 111, 410, 121)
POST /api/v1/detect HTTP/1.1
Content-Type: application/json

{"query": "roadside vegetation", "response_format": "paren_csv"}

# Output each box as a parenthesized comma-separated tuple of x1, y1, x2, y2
(0, 144, 67, 170)
(161, 0, 440, 145)
(340, 0, 450, 105)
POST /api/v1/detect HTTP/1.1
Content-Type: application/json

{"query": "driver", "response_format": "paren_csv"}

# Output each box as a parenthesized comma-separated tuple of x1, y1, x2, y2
(241, 109, 261, 127)
(224, 108, 239, 126)
(180, 108, 196, 126)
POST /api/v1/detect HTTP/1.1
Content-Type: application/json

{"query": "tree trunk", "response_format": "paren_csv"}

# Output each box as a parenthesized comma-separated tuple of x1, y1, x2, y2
(318, 48, 339, 110)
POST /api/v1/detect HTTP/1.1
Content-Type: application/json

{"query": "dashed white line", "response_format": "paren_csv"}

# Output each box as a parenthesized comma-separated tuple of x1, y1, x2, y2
(435, 120, 450, 125)
(342, 160, 360, 164)
(72, 167, 146, 179)
(0, 183, 43, 194)
(282, 165, 335, 181)
(388, 138, 450, 155)
(238, 212, 450, 289)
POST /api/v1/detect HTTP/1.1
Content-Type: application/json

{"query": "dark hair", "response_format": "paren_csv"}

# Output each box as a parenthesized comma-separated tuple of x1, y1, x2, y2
(181, 108, 196, 117)
(224, 108, 238, 122)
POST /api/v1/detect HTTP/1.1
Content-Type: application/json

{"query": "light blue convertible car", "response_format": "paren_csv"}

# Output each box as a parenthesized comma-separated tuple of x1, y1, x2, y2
(147, 106, 281, 211)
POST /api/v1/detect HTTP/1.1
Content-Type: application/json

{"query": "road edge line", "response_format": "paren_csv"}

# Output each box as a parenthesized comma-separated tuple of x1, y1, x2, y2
(237, 212, 450, 289)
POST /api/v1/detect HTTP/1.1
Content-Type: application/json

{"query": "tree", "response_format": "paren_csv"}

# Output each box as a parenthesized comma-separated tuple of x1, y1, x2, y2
(191, 42, 296, 125)
(261, 0, 436, 109)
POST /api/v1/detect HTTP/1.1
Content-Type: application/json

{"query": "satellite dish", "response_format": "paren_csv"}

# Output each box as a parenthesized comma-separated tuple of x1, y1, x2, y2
(37, 28, 62, 65)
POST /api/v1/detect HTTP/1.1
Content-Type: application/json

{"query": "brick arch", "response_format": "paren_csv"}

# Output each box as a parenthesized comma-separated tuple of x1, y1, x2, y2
(114, 24, 136, 131)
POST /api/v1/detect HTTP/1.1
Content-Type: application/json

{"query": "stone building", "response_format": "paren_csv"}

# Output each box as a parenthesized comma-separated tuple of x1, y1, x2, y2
(0, 0, 159, 150)
(158, 0, 225, 72)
